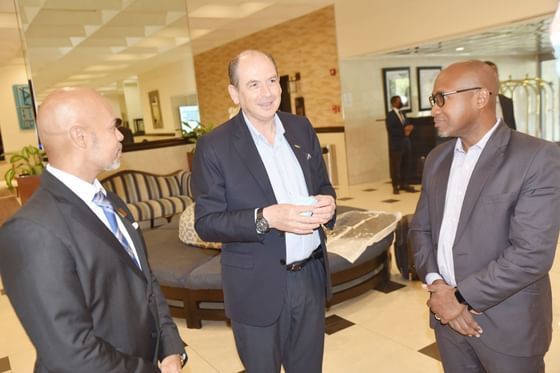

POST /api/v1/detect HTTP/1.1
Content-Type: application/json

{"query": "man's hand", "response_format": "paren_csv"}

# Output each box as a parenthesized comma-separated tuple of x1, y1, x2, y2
(404, 124, 414, 136)
(160, 354, 182, 373)
(424, 280, 483, 336)
(264, 195, 335, 235)
(264, 204, 322, 234)
(425, 280, 464, 322)
(448, 307, 483, 337)
(310, 194, 336, 224)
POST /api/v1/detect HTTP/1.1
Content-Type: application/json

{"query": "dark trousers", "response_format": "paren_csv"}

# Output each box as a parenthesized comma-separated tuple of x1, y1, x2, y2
(434, 322, 545, 373)
(389, 139, 413, 189)
(231, 259, 326, 373)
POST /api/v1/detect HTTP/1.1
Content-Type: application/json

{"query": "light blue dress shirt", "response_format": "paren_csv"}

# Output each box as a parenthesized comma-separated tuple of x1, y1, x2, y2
(243, 112, 321, 264)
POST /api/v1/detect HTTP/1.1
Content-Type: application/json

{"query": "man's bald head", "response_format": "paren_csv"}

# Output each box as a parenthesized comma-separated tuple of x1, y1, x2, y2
(438, 60, 498, 94)
(37, 87, 121, 181)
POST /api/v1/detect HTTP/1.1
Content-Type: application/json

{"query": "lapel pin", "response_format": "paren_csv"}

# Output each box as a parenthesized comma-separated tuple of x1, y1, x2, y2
(132, 222, 139, 229)
(306, 153, 311, 160)
(116, 208, 128, 218)
(294, 144, 301, 149)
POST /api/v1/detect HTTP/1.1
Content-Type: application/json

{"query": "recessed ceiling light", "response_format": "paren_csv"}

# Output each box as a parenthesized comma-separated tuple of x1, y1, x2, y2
(456, 47, 465, 51)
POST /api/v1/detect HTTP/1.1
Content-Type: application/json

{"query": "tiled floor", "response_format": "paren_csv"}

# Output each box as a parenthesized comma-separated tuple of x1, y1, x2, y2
(1, 179, 560, 372)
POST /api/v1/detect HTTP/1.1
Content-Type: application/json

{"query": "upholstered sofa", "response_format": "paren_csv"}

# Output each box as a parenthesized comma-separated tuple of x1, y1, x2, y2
(143, 207, 397, 329)
(101, 169, 192, 227)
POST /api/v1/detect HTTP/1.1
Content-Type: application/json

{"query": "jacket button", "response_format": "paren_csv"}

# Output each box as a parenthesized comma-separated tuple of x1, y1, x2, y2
(151, 331, 158, 338)
(280, 259, 286, 265)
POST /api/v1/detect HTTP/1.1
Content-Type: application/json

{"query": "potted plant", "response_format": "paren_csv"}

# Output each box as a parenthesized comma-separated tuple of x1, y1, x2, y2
(3, 144, 46, 203)
(182, 121, 214, 170)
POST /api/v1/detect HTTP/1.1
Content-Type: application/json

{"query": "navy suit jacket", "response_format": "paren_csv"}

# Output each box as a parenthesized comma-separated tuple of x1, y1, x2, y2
(499, 94, 517, 130)
(0, 171, 185, 372)
(385, 109, 410, 152)
(191, 111, 336, 326)
(410, 122, 560, 356)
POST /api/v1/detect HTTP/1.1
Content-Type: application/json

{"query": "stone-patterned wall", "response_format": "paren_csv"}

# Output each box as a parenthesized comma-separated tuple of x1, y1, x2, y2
(194, 6, 343, 128)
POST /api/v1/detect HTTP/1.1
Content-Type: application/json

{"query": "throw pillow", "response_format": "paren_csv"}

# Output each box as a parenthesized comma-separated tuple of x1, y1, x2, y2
(178, 203, 222, 249)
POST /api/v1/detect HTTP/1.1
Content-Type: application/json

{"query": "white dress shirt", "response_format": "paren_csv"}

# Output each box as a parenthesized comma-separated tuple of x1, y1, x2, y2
(392, 108, 405, 124)
(425, 120, 500, 286)
(46, 164, 142, 269)
(244, 112, 321, 264)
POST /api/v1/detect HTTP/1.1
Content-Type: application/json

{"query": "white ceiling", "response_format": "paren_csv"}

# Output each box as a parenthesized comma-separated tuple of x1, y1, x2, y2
(1, 0, 334, 99)
(0, 0, 555, 99)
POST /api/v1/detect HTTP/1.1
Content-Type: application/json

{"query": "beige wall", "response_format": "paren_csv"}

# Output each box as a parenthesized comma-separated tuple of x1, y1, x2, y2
(100, 143, 193, 179)
(334, 0, 557, 58)
(194, 6, 343, 129)
(139, 55, 197, 135)
(0, 63, 38, 154)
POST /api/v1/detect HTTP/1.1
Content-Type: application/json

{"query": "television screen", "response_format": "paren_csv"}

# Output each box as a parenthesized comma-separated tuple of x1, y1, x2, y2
(179, 105, 200, 134)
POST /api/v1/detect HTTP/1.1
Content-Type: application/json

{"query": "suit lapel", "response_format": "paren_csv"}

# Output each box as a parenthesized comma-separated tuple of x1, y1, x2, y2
(433, 145, 454, 241)
(283, 125, 314, 194)
(107, 194, 150, 279)
(42, 172, 145, 279)
(232, 113, 277, 203)
(453, 123, 510, 245)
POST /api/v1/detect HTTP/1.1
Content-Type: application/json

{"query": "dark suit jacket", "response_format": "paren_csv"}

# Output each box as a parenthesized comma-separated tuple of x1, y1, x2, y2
(0, 171, 185, 372)
(499, 94, 517, 130)
(385, 109, 410, 152)
(191, 111, 336, 326)
(410, 121, 560, 357)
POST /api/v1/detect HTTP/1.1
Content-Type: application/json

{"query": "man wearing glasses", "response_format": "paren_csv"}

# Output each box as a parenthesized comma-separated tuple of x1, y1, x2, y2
(410, 60, 560, 372)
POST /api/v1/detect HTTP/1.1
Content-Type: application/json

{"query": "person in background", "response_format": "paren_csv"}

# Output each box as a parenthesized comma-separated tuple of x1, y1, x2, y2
(410, 60, 560, 372)
(191, 50, 336, 373)
(385, 95, 417, 194)
(117, 118, 135, 145)
(484, 60, 517, 130)
(0, 87, 187, 373)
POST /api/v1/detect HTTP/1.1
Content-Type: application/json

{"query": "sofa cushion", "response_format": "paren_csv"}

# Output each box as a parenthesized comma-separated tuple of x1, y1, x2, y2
(100, 170, 193, 224)
(127, 196, 193, 222)
(143, 227, 218, 288)
(178, 203, 222, 249)
(185, 255, 222, 290)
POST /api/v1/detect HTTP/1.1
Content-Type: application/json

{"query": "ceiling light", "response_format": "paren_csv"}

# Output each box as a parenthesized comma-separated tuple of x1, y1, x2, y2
(456, 47, 465, 51)
(106, 53, 157, 61)
(189, 2, 270, 19)
(83, 64, 130, 72)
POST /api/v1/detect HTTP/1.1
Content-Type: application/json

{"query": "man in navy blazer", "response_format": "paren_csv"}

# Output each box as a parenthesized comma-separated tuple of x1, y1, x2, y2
(192, 50, 336, 373)
(410, 61, 560, 372)
(0, 88, 186, 372)
(484, 61, 517, 130)
(385, 95, 417, 194)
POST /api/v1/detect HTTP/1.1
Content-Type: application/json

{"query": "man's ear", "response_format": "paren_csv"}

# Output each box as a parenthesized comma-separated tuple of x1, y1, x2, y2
(69, 125, 87, 149)
(228, 84, 240, 105)
(476, 88, 491, 109)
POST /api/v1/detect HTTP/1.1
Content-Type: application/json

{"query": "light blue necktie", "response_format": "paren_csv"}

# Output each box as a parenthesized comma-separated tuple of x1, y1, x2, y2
(93, 191, 140, 268)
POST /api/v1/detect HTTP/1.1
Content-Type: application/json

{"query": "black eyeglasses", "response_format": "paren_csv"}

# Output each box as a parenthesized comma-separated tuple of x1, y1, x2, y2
(429, 87, 490, 107)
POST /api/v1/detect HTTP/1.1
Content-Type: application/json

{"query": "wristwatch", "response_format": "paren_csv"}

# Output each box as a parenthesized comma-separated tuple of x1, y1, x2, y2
(179, 352, 188, 368)
(256, 207, 270, 234)
(454, 288, 473, 311)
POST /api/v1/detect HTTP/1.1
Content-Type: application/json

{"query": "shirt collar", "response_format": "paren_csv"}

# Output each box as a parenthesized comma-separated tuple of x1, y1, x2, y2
(454, 119, 500, 154)
(46, 164, 105, 203)
(242, 111, 285, 145)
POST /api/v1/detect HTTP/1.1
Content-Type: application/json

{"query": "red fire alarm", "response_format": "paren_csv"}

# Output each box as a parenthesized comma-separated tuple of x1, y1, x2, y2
(329, 68, 337, 76)
(331, 104, 341, 113)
